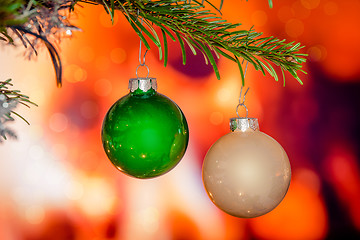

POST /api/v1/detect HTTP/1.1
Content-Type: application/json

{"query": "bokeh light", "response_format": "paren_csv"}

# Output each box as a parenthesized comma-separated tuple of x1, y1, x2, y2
(1, 0, 360, 239)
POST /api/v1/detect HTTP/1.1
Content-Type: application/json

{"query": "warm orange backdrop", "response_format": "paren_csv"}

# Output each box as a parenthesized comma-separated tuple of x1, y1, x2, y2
(1, 0, 360, 239)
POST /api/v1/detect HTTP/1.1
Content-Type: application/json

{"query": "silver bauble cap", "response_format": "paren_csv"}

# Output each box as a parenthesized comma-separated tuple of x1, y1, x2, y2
(128, 78, 157, 92)
(230, 117, 259, 132)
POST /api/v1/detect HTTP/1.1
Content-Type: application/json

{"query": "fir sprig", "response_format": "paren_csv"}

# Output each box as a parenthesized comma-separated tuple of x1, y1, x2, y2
(0, 0, 306, 86)
(0, 79, 37, 122)
(0, 0, 78, 87)
(0, 79, 37, 141)
(75, 0, 306, 84)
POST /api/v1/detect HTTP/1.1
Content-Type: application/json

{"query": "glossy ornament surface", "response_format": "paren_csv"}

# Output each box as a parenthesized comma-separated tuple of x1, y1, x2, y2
(102, 78, 189, 179)
(202, 118, 291, 218)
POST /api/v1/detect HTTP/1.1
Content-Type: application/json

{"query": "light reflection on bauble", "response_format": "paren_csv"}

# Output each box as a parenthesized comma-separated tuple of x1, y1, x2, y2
(202, 118, 291, 218)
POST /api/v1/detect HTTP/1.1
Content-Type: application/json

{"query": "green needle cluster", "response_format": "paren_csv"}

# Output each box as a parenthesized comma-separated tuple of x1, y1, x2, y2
(0, 0, 306, 86)
(76, 0, 306, 85)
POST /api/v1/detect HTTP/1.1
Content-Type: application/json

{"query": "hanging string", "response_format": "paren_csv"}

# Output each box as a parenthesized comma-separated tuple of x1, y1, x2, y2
(236, 61, 250, 118)
(135, 11, 150, 78)
(242, 59, 249, 82)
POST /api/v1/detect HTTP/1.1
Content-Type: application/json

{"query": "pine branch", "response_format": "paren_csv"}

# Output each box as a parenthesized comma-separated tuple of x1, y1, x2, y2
(0, 0, 306, 86)
(0, 79, 38, 111)
(0, 79, 37, 142)
(75, 0, 306, 84)
(0, 0, 78, 87)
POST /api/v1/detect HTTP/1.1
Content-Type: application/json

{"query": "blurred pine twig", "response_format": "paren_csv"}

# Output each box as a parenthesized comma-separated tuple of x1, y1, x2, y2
(0, 79, 37, 142)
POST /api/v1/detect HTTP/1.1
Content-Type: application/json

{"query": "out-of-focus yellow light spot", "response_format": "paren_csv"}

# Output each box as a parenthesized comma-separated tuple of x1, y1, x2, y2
(74, 68, 87, 82)
(64, 64, 87, 83)
(291, 1, 311, 19)
(110, 48, 127, 64)
(285, 19, 304, 38)
(323, 1, 338, 15)
(301, 0, 320, 10)
(251, 11, 268, 27)
(307, 45, 327, 62)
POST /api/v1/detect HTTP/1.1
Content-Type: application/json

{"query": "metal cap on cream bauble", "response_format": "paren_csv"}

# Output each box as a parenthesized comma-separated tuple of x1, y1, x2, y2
(202, 86, 291, 218)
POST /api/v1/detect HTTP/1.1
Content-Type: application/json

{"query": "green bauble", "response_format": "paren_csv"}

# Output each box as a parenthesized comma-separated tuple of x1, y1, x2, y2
(101, 78, 189, 179)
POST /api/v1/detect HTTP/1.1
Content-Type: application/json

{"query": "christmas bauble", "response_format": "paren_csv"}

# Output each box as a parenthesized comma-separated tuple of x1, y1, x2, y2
(102, 78, 189, 179)
(202, 118, 291, 218)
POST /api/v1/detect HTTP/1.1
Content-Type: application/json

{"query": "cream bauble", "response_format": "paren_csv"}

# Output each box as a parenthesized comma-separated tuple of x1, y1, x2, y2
(202, 118, 291, 218)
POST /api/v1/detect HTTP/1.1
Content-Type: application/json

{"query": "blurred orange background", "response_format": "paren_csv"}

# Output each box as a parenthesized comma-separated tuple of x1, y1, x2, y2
(1, 0, 360, 239)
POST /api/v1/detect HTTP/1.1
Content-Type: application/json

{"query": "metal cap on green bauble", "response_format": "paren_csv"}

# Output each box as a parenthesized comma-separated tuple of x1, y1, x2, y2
(101, 77, 189, 179)
(128, 77, 157, 93)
